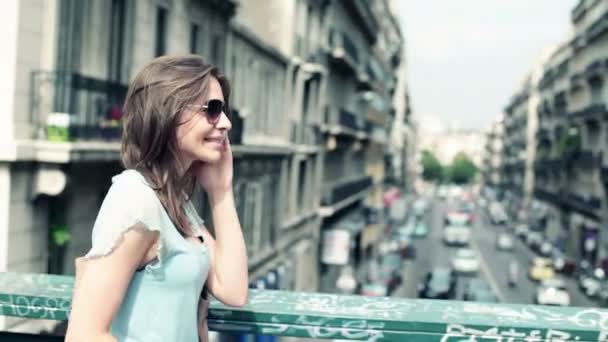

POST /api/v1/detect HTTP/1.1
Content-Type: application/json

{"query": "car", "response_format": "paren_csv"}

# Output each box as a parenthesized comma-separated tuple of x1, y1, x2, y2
(463, 278, 497, 302)
(535, 278, 570, 306)
(452, 248, 480, 274)
(538, 241, 553, 257)
(551, 251, 576, 275)
(360, 283, 388, 297)
(417, 268, 457, 300)
(489, 202, 508, 225)
(452, 201, 476, 223)
(514, 223, 528, 239)
(412, 220, 428, 238)
(413, 198, 429, 216)
(444, 210, 472, 225)
(529, 257, 555, 282)
(496, 233, 514, 251)
(525, 231, 543, 250)
(579, 268, 605, 298)
(443, 224, 471, 246)
(438, 186, 449, 199)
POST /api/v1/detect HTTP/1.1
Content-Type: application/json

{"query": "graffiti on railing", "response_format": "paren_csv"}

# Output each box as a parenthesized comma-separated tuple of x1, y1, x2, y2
(0, 294, 70, 320)
(441, 324, 587, 342)
(257, 315, 385, 341)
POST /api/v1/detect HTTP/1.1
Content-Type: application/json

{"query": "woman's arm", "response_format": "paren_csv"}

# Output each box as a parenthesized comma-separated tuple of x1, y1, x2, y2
(194, 139, 249, 307)
(65, 225, 158, 342)
(200, 190, 248, 307)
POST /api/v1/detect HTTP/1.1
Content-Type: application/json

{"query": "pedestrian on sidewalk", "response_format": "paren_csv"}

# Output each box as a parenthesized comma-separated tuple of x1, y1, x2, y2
(66, 55, 249, 342)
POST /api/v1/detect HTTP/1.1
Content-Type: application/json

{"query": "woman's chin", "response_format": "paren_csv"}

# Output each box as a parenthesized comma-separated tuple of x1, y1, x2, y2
(197, 150, 222, 163)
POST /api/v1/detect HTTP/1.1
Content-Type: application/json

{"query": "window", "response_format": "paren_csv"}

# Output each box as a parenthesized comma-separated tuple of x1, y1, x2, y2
(297, 160, 307, 211)
(589, 77, 604, 105)
(212, 34, 222, 68)
(190, 23, 199, 54)
(155, 7, 168, 57)
(108, 0, 126, 81)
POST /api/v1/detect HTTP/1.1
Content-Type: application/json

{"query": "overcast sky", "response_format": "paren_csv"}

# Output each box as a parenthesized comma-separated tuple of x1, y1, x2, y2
(394, 0, 578, 132)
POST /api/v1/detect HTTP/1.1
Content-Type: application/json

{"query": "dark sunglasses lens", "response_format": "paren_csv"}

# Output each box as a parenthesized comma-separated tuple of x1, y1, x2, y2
(207, 100, 224, 120)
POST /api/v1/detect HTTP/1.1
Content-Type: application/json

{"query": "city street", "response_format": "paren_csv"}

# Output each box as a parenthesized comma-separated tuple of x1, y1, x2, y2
(397, 196, 599, 308)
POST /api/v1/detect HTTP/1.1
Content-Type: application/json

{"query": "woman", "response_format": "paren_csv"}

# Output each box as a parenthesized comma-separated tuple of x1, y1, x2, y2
(66, 55, 249, 342)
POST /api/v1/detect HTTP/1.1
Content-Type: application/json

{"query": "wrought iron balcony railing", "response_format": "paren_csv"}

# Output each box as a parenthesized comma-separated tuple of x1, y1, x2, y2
(2, 272, 608, 341)
(339, 108, 360, 131)
(328, 29, 360, 74)
(321, 176, 373, 206)
(31, 71, 129, 142)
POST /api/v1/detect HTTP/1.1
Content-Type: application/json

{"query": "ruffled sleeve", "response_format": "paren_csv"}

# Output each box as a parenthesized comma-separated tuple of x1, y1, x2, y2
(84, 170, 168, 279)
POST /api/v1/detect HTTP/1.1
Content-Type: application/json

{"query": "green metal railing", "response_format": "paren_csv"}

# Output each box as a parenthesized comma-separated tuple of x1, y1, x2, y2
(2, 272, 608, 341)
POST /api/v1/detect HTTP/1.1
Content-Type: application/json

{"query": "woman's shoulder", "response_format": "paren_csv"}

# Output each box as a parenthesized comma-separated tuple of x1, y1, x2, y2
(108, 169, 157, 199)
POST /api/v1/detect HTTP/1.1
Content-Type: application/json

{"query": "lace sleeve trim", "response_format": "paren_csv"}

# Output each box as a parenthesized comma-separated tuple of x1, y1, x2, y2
(83, 221, 165, 275)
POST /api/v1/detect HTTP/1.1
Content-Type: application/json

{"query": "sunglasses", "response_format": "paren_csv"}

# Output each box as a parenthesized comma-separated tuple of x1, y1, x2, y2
(190, 99, 226, 124)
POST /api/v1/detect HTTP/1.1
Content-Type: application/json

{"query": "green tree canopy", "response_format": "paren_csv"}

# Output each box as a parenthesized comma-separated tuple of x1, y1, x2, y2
(447, 152, 477, 184)
(420, 150, 444, 182)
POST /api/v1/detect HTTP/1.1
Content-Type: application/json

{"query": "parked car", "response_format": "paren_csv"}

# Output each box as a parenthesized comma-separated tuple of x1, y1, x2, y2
(598, 282, 608, 306)
(528, 257, 554, 282)
(538, 241, 553, 257)
(525, 231, 543, 250)
(418, 268, 458, 300)
(535, 278, 570, 306)
(452, 248, 480, 275)
(579, 268, 605, 298)
(496, 233, 514, 251)
(463, 278, 497, 302)
(360, 283, 388, 297)
(552, 251, 576, 276)
(514, 223, 528, 239)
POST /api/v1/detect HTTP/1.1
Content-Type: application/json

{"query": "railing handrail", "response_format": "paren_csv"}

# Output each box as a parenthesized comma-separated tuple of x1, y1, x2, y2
(2, 272, 608, 341)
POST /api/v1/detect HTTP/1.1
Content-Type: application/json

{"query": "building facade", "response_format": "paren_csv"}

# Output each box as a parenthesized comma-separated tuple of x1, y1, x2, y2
(0, 0, 408, 334)
(498, 0, 608, 270)
(481, 116, 505, 195)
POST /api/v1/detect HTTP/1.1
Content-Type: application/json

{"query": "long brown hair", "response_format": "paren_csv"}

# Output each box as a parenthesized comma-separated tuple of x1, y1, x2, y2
(121, 55, 231, 235)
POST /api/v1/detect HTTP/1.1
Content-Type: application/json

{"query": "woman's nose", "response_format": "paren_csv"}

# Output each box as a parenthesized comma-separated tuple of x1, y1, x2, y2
(216, 112, 232, 131)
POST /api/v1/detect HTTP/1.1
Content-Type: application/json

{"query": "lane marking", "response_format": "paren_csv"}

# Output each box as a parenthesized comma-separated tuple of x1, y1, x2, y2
(470, 222, 506, 303)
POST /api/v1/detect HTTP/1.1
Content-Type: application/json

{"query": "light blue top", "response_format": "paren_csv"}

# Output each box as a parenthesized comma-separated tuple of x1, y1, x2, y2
(84, 169, 210, 342)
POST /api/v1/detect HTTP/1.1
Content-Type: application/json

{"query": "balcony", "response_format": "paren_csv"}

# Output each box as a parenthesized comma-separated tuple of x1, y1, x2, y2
(571, 104, 608, 119)
(338, 109, 360, 131)
(3, 271, 608, 341)
(586, 12, 608, 43)
(584, 59, 604, 79)
(569, 150, 602, 168)
(320, 176, 373, 215)
(563, 192, 602, 219)
(534, 187, 562, 207)
(341, 0, 379, 44)
(31, 71, 128, 142)
(534, 158, 562, 171)
(328, 29, 360, 75)
(571, 0, 586, 23)
(602, 167, 608, 186)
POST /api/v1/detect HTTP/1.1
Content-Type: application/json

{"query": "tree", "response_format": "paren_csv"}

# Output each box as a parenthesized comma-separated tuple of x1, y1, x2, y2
(420, 150, 444, 182)
(447, 152, 478, 184)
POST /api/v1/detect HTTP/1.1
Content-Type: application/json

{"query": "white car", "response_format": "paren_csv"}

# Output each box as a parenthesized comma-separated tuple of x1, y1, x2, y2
(496, 233, 514, 251)
(536, 279, 570, 306)
(443, 225, 471, 245)
(452, 248, 480, 274)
